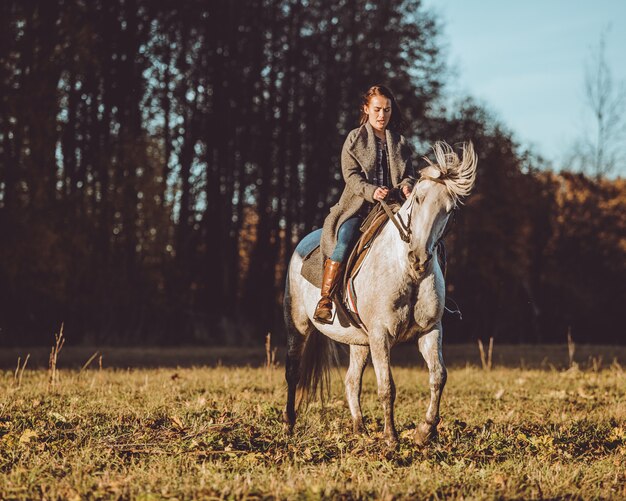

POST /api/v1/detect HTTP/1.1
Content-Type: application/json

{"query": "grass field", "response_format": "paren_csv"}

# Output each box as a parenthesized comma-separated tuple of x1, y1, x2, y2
(1, 345, 625, 499)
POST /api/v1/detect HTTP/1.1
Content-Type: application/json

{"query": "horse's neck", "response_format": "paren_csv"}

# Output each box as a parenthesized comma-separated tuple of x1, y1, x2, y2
(366, 199, 436, 284)
(366, 210, 414, 286)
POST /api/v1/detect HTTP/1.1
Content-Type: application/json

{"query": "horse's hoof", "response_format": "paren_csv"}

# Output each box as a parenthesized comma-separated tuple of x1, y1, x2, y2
(352, 419, 367, 435)
(415, 422, 437, 447)
(385, 432, 399, 449)
(282, 411, 295, 435)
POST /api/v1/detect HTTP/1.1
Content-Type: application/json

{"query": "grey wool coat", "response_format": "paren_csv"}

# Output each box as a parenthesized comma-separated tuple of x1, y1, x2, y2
(320, 121, 417, 259)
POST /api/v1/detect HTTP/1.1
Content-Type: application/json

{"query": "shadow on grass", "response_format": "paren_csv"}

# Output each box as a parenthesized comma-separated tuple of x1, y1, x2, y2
(1, 343, 625, 370)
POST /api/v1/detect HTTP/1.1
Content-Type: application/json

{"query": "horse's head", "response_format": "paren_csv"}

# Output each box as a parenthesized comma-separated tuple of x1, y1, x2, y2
(406, 141, 477, 274)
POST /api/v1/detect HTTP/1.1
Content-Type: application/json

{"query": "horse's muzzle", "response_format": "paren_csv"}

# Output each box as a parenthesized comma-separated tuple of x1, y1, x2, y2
(411, 251, 432, 275)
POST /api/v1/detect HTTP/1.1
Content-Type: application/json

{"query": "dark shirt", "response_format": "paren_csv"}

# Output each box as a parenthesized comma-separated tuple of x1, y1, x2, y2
(374, 135, 390, 188)
(359, 135, 390, 218)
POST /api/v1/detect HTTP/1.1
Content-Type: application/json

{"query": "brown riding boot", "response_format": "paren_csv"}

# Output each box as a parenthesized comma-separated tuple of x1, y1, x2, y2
(313, 258, 342, 324)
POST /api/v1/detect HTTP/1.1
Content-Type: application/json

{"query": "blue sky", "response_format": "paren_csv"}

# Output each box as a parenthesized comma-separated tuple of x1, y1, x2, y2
(422, 0, 626, 170)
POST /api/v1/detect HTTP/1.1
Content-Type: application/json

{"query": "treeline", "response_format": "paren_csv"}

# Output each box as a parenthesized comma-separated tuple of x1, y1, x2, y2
(434, 104, 625, 344)
(0, 0, 623, 346)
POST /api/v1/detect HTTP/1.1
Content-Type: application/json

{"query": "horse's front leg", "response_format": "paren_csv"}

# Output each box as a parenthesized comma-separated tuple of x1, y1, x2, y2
(416, 322, 447, 446)
(369, 330, 398, 447)
(345, 344, 369, 434)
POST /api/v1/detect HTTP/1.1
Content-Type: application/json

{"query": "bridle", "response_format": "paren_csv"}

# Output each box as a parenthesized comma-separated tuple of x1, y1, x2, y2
(380, 173, 455, 246)
(379, 198, 412, 243)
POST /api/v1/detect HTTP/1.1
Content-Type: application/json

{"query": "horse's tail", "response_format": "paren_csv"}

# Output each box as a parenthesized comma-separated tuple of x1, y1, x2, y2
(296, 329, 338, 410)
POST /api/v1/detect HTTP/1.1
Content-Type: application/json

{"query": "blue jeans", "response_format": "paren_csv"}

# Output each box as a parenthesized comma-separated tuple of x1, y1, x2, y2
(330, 217, 362, 263)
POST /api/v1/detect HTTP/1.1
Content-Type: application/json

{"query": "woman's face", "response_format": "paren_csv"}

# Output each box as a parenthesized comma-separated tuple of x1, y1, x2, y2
(364, 95, 392, 133)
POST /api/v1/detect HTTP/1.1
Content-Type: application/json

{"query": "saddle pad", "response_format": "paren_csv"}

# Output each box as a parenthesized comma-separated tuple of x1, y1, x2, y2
(295, 228, 324, 288)
(300, 246, 323, 289)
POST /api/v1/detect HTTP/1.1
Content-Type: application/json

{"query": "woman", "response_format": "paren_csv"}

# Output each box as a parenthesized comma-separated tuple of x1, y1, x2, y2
(314, 84, 416, 324)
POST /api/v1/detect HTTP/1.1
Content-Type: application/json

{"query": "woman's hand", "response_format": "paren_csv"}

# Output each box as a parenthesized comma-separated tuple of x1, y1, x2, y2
(402, 185, 412, 199)
(373, 186, 389, 201)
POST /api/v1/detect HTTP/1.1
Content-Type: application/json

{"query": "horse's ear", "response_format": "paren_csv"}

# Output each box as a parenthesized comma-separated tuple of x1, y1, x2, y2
(421, 165, 441, 179)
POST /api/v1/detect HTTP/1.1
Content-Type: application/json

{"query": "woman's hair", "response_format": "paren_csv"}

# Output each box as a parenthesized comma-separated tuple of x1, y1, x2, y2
(359, 84, 407, 133)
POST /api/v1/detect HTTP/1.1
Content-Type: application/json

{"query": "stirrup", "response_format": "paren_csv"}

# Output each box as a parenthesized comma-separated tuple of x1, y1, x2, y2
(314, 297, 334, 324)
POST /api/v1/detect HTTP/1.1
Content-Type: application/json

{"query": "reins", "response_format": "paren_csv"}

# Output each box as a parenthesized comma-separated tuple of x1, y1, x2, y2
(379, 199, 411, 243)
(380, 173, 462, 319)
(347, 172, 460, 332)
(380, 173, 450, 246)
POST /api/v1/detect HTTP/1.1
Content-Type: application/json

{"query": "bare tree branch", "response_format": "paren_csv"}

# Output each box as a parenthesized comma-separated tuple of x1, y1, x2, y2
(574, 29, 626, 177)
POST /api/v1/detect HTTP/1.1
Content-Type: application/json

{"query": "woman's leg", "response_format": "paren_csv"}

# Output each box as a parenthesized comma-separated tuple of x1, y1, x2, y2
(330, 217, 362, 263)
(314, 217, 362, 323)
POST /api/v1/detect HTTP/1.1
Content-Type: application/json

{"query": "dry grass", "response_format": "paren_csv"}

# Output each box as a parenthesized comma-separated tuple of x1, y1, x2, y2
(0, 351, 625, 499)
(2, 343, 626, 370)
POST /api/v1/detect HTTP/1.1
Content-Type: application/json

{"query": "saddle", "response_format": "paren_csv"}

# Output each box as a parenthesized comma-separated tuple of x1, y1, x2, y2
(299, 201, 401, 328)
(340, 203, 399, 324)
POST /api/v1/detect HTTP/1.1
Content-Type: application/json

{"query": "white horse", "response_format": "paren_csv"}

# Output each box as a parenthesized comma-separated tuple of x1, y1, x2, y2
(283, 142, 477, 447)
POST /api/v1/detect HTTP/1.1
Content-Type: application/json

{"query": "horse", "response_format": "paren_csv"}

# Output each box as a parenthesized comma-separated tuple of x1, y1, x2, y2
(283, 141, 477, 447)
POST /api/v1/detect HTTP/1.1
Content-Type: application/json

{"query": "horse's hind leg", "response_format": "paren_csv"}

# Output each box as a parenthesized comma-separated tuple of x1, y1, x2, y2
(345, 345, 369, 434)
(282, 270, 308, 433)
(283, 320, 304, 433)
(416, 323, 447, 446)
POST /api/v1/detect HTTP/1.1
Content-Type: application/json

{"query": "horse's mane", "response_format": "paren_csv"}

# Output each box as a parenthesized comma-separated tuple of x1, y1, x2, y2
(422, 141, 477, 204)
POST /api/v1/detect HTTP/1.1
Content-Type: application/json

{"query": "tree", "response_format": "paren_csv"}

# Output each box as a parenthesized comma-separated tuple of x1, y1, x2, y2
(1, 0, 624, 346)
(570, 30, 626, 178)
